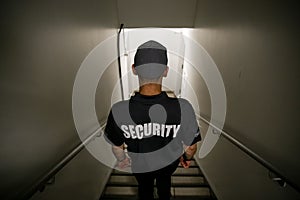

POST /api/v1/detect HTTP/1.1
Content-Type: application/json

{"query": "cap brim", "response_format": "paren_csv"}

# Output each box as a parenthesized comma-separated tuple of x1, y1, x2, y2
(135, 63, 167, 79)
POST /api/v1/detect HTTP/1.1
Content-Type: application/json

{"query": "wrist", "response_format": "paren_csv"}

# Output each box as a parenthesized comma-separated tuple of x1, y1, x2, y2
(183, 153, 192, 161)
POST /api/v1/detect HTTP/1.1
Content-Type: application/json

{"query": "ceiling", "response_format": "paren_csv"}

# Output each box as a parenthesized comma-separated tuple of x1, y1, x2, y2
(117, 0, 198, 28)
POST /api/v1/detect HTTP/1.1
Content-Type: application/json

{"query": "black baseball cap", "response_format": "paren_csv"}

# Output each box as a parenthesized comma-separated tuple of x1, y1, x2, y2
(134, 40, 168, 79)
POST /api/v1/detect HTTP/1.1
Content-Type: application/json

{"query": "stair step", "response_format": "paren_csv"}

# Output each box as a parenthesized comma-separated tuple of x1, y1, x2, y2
(103, 186, 210, 197)
(100, 195, 138, 200)
(101, 159, 214, 200)
(108, 175, 205, 185)
(111, 169, 131, 176)
(171, 197, 212, 200)
(173, 187, 210, 196)
(173, 167, 202, 176)
(101, 195, 212, 200)
(108, 175, 137, 185)
(103, 186, 137, 196)
(172, 176, 204, 184)
(111, 167, 202, 176)
(106, 182, 208, 188)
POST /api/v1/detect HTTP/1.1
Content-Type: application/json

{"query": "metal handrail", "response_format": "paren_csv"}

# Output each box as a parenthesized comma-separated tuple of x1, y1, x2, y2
(19, 123, 106, 200)
(196, 114, 300, 193)
(18, 112, 300, 199)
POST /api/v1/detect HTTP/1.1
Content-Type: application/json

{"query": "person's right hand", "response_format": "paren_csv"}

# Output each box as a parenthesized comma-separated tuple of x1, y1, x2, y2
(180, 156, 191, 168)
(117, 157, 131, 169)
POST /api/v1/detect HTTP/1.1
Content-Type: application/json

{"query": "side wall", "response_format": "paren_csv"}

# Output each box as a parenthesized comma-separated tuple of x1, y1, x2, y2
(0, 1, 119, 199)
(186, 0, 300, 199)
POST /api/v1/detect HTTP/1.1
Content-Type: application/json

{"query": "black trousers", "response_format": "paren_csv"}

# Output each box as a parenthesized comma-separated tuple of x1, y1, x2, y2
(133, 160, 179, 200)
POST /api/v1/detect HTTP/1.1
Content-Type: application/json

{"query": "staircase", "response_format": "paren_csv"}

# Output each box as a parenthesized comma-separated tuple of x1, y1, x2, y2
(100, 159, 217, 200)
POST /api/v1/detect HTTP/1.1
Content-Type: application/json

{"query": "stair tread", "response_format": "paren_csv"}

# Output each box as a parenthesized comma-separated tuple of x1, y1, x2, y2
(100, 196, 138, 200)
(112, 167, 203, 176)
(106, 182, 209, 187)
(102, 186, 210, 197)
(101, 159, 214, 200)
(101, 195, 212, 200)
(108, 175, 205, 185)
(173, 168, 203, 176)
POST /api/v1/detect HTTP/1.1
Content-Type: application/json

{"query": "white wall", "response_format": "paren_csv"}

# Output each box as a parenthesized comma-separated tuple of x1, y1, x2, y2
(187, 0, 300, 199)
(30, 148, 112, 200)
(0, 1, 119, 199)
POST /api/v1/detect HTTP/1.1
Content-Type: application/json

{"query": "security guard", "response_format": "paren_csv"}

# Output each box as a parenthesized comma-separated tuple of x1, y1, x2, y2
(105, 40, 201, 200)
